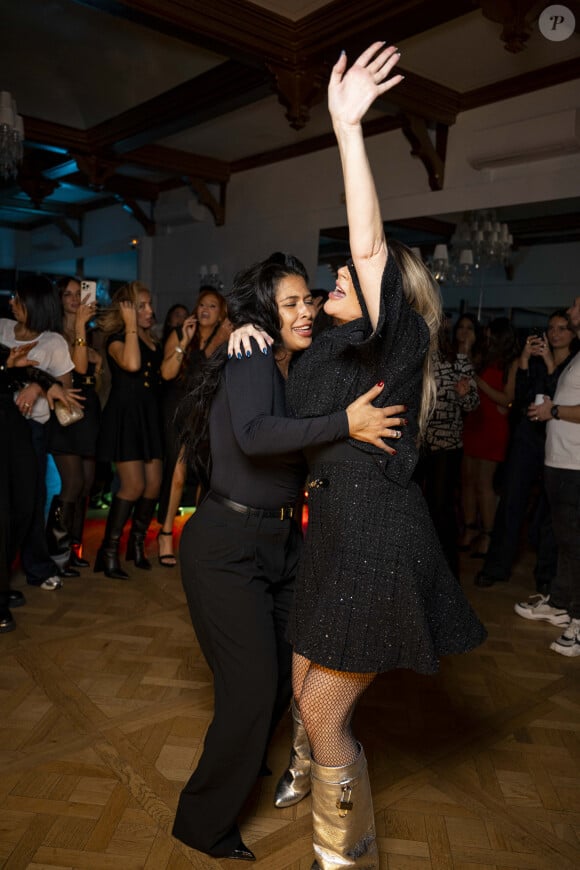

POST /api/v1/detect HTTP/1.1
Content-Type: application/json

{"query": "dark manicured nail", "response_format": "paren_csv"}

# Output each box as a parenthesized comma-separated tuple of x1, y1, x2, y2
(228, 352, 232, 359)
(237, 352, 242, 359)
(246, 350, 251, 357)
(262, 347, 268, 354)
(376, 381, 384, 388)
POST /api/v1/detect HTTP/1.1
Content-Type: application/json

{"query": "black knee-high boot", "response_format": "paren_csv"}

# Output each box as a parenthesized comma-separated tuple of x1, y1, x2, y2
(93, 496, 134, 579)
(126, 497, 157, 570)
(70, 495, 89, 568)
(46, 497, 80, 578)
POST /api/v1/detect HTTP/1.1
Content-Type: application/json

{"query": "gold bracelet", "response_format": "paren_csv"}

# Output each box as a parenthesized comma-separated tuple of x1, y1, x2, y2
(74, 337, 87, 347)
(126, 330, 137, 335)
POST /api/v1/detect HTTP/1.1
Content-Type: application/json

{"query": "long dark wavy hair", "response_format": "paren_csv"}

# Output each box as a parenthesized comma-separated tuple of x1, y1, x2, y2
(484, 316, 519, 380)
(176, 252, 308, 484)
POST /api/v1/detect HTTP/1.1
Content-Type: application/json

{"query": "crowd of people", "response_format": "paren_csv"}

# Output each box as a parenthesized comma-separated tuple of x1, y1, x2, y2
(0, 276, 233, 628)
(1, 38, 579, 870)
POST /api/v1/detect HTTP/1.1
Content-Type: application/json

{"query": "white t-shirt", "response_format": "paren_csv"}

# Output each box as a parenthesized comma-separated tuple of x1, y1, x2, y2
(0, 319, 74, 424)
(545, 352, 580, 471)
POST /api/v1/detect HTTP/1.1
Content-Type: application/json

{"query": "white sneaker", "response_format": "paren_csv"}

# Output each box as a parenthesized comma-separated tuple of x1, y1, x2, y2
(514, 594, 570, 626)
(40, 576, 63, 591)
(550, 619, 580, 657)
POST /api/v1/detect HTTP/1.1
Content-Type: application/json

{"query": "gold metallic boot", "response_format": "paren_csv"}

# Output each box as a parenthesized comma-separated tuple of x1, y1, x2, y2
(310, 745, 378, 870)
(274, 699, 311, 808)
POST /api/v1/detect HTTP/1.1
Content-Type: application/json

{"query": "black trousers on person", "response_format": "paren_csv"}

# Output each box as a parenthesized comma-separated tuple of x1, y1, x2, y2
(482, 420, 557, 587)
(422, 447, 462, 579)
(173, 495, 300, 857)
(0, 398, 38, 597)
(544, 466, 580, 619)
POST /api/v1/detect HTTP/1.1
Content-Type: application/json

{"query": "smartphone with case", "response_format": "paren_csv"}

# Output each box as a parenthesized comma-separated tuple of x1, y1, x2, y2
(80, 280, 97, 305)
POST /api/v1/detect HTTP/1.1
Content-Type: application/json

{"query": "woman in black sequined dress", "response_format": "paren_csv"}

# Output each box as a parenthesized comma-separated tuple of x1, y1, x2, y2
(231, 44, 486, 869)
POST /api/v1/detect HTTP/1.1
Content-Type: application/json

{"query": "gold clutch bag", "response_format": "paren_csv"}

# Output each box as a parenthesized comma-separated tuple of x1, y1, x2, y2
(54, 401, 84, 427)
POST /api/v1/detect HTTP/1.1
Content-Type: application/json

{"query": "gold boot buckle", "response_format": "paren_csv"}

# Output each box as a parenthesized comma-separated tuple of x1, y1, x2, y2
(336, 786, 353, 817)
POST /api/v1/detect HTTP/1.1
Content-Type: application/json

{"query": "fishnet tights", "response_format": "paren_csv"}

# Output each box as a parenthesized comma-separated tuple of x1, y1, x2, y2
(292, 652, 375, 767)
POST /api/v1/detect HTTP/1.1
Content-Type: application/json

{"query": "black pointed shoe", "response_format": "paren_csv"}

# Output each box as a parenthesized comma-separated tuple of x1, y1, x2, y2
(226, 842, 256, 861)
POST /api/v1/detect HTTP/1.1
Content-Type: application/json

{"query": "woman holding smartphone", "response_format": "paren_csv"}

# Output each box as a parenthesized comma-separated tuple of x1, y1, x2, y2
(46, 277, 101, 574)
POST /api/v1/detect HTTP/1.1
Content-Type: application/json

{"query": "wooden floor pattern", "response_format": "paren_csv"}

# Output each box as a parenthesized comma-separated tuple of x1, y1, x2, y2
(1, 512, 579, 869)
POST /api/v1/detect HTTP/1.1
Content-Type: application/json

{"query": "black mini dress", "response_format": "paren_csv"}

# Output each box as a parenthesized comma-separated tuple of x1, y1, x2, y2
(285, 255, 487, 675)
(97, 333, 163, 462)
(47, 363, 101, 457)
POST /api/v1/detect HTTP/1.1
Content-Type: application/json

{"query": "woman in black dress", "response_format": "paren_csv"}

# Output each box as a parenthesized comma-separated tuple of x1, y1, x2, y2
(46, 277, 102, 573)
(231, 44, 486, 868)
(94, 281, 163, 579)
(171, 253, 403, 861)
(158, 288, 231, 566)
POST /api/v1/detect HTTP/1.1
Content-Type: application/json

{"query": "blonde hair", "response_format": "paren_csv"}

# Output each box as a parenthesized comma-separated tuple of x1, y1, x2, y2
(99, 281, 151, 336)
(388, 241, 442, 437)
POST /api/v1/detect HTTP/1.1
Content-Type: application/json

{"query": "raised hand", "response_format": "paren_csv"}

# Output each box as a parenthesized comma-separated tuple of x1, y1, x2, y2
(120, 300, 138, 330)
(181, 314, 198, 346)
(328, 42, 403, 130)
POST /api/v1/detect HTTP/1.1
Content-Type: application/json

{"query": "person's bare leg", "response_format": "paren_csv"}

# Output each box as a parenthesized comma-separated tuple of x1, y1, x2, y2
(160, 451, 186, 563)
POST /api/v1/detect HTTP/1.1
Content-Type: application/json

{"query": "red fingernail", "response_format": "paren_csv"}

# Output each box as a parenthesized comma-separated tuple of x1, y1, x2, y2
(391, 449, 397, 455)
(376, 381, 384, 388)
(403, 418, 408, 425)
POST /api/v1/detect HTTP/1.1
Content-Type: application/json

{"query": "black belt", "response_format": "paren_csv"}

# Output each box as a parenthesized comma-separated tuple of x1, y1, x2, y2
(208, 491, 295, 520)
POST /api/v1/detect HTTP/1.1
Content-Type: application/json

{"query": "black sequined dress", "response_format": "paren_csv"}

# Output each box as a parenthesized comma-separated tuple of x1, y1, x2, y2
(285, 255, 487, 674)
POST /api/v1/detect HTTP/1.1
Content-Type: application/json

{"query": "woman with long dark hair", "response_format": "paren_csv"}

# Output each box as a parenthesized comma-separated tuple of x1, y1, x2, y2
(171, 253, 403, 861)
(0, 276, 75, 591)
(94, 281, 163, 578)
(46, 277, 102, 573)
(157, 287, 231, 566)
(229, 44, 486, 867)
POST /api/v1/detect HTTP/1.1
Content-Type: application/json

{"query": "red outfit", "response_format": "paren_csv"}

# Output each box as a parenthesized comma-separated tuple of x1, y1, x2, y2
(463, 364, 510, 462)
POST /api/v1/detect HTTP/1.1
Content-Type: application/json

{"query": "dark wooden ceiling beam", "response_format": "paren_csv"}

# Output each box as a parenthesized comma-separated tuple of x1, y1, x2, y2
(294, 0, 471, 57)
(377, 69, 460, 125)
(0, 198, 85, 219)
(461, 56, 580, 110)
(71, 0, 297, 62)
(90, 61, 274, 153)
(22, 117, 91, 152)
(124, 145, 231, 184)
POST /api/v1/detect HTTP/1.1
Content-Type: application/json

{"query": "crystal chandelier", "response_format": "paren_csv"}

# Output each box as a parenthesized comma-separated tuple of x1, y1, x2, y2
(423, 210, 513, 286)
(0, 91, 24, 180)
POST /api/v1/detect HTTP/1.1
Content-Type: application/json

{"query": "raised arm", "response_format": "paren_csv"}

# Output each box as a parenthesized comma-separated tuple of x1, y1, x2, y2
(329, 43, 403, 330)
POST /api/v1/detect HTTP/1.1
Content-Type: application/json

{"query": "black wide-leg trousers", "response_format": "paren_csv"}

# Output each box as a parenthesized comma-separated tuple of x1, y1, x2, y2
(173, 496, 300, 857)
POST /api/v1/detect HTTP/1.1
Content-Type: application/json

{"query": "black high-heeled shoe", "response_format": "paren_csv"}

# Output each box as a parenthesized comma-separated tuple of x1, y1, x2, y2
(157, 530, 177, 568)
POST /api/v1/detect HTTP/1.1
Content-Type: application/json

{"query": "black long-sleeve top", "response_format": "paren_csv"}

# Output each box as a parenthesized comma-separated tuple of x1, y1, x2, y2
(209, 344, 349, 508)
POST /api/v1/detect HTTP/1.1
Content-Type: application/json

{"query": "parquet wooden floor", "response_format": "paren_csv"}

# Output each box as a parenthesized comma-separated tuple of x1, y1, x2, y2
(1, 512, 579, 869)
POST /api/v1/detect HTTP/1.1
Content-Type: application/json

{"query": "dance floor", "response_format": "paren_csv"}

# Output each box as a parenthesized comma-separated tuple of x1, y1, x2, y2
(1, 512, 579, 869)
